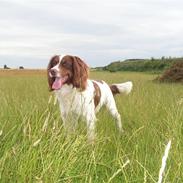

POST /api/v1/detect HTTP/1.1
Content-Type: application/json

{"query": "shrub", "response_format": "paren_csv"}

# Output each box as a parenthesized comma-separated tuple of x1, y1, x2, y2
(156, 62, 183, 83)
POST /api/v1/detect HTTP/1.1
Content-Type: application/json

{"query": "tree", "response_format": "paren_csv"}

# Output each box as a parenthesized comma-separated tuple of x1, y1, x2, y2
(4, 65, 10, 69)
(151, 57, 155, 61)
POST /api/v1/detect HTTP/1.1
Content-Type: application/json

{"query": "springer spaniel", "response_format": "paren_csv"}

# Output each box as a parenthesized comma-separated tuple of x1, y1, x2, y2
(47, 55, 133, 142)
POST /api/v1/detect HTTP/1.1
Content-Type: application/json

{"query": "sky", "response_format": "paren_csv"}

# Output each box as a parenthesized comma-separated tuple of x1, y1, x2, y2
(0, 0, 183, 69)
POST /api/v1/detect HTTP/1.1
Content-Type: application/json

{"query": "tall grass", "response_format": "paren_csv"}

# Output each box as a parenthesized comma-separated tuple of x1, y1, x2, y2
(0, 70, 182, 182)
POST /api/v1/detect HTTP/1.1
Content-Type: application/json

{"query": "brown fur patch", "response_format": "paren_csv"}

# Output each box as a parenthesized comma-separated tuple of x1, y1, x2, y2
(92, 81, 101, 108)
(71, 56, 89, 91)
(47, 55, 60, 91)
(110, 85, 120, 95)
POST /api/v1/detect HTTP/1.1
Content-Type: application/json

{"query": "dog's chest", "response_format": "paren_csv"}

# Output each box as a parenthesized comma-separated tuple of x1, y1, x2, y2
(55, 85, 93, 112)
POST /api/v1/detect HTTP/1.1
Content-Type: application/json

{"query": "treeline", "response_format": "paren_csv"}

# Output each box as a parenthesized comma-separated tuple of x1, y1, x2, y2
(101, 57, 183, 72)
(2, 65, 24, 70)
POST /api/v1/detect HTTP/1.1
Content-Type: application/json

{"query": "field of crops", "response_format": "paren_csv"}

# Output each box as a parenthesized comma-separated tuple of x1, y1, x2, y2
(0, 70, 182, 182)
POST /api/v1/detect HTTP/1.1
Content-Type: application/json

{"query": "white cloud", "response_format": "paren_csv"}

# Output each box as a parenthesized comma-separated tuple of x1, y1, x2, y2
(0, 0, 183, 68)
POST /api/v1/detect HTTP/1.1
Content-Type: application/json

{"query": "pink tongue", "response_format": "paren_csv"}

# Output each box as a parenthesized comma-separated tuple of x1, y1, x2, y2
(52, 78, 64, 90)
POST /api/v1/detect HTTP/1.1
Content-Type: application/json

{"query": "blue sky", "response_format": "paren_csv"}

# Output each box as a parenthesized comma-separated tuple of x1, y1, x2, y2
(0, 0, 183, 68)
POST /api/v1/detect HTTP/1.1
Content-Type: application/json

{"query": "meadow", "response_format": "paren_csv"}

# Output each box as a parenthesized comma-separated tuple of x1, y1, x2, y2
(0, 70, 182, 183)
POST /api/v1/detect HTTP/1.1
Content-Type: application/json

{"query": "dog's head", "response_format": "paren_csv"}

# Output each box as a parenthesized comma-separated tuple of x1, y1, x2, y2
(47, 55, 89, 91)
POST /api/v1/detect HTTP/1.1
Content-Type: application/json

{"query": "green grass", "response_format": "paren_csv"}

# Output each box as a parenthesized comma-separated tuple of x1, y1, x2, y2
(0, 70, 182, 183)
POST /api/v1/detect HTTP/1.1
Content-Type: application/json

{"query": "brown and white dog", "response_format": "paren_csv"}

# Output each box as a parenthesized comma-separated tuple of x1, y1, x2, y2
(47, 55, 133, 142)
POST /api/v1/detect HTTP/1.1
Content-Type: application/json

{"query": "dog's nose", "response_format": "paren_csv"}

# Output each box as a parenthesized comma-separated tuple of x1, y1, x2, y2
(50, 69, 57, 76)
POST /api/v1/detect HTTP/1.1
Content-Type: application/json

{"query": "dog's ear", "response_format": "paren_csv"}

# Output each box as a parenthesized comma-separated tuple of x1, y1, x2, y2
(47, 61, 54, 91)
(47, 55, 59, 91)
(72, 56, 89, 91)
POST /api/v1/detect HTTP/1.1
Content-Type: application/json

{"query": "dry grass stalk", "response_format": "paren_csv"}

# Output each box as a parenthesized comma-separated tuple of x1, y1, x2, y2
(158, 140, 171, 183)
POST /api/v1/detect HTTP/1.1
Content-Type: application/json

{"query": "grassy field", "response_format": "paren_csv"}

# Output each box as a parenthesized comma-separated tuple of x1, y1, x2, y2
(0, 70, 182, 183)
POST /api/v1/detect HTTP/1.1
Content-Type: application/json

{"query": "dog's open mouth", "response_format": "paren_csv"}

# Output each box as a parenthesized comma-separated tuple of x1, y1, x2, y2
(52, 75, 68, 90)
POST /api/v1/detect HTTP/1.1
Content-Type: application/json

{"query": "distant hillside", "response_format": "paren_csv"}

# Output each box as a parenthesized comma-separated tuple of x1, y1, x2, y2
(102, 57, 183, 72)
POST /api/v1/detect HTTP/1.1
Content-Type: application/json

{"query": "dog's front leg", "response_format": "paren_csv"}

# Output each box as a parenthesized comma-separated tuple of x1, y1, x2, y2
(86, 112, 96, 143)
(87, 119, 95, 143)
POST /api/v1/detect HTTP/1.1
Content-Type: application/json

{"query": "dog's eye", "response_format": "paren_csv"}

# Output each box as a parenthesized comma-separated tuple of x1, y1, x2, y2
(61, 61, 72, 69)
(51, 60, 59, 67)
(61, 62, 68, 68)
(62, 61, 66, 66)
